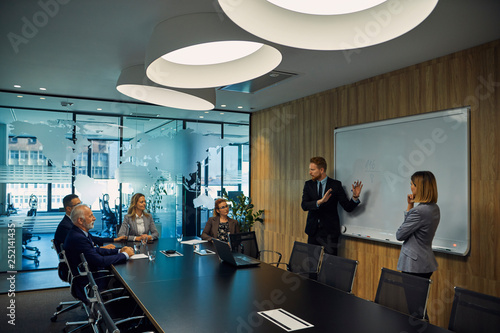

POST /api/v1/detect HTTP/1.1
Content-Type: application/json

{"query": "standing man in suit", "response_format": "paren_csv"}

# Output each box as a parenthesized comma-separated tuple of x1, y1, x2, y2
(64, 204, 134, 301)
(54, 194, 125, 253)
(301, 157, 363, 255)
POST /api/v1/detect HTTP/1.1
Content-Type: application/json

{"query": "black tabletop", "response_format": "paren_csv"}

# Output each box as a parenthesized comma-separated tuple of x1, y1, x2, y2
(112, 238, 450, 333)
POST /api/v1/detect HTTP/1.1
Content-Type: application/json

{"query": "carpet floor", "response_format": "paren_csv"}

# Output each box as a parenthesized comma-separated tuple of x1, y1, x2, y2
(0, 287, 91, 333)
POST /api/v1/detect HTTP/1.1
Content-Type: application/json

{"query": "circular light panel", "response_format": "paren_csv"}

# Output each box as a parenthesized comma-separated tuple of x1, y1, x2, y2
(146, 13, 282, 89)
(117, 84, 214, 111)
(267, 0, 387, 15)
(219, 0, 439, 50)
(116, 65, 215, 111)
(163, 41, 264, 66)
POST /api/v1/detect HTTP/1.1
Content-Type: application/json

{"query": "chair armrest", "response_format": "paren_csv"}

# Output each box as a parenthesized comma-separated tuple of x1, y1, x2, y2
(275, 262, 290, 270)
(100, 288, 125, 296)
(259, 250, 283, 267)
(103, 296, 130, 306)
(114, 315, 145, 327)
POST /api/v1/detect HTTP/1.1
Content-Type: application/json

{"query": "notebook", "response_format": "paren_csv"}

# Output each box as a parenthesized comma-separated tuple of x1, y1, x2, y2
(212, 239, 261, 267)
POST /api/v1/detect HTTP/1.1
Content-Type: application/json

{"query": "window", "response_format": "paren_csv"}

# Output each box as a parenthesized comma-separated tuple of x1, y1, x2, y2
(2, 108, 249, 239)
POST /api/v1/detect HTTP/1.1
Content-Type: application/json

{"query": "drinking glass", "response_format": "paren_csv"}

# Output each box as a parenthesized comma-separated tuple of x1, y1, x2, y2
(176, 233, 183, 243)
(148, 250, 156, 262)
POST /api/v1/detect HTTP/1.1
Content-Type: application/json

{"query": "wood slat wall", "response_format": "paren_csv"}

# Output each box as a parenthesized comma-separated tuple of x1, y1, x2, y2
(250, 40, 500, 328)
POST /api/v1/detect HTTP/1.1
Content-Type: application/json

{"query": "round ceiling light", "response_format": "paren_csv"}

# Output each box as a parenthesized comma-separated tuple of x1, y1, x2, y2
(218, 0, 439, 50)
(267, 0, 387, 15)
(146, 13, 282, 89)
(162, 41, 264, 66)
(117, 65, 215, 111)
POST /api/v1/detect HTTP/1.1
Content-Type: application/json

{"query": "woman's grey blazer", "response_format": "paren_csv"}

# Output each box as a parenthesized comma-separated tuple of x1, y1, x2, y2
(118, 214, 159, 241)
(396, 203, 440, 273)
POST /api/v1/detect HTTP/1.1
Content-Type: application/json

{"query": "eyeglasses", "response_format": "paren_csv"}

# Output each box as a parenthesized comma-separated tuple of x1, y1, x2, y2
(218, 205, 228, 209)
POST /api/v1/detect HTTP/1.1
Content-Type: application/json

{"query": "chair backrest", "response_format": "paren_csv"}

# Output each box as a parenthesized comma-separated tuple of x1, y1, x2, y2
(288, 241, 324, 275)
(52, 239, 70, 283)
(60, 244, 88, 302)
(229, 231, 259, 259)
(374, 267, 431, 319)
(448, 286, 500, 333)
(317, 253, 358, 293)
(80, 253, 103, 305)
(93, 301, 119, 333)
(79, 253, 121, 333)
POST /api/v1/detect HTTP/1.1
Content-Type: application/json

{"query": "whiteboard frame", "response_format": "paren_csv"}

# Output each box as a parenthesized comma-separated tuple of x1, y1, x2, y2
(334, 107, 470, 256)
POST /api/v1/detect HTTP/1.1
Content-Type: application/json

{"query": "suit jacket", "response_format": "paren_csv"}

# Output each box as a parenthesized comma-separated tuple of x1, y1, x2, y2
(54, 215, 112, 253)
(64, 225, 127, 301)
(396, 203, 440, 273)
(301, 177, 359, 238)
(201, 216, 239, 241)
(118, 214, 159, 241)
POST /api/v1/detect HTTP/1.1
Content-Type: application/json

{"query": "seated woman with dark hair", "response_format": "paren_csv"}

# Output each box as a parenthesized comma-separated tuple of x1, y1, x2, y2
(201, 198, 239, 242)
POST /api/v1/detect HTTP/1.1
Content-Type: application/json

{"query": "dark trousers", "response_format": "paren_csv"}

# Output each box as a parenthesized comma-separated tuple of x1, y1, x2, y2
(307, 227, 339, 256)
(402, 271, 433, 321)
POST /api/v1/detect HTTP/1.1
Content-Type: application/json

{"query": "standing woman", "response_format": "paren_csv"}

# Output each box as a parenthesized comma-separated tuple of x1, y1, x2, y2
(201, 198, 239, 242)
(118, 193, 159, 242)
(396, 171, 440, 279)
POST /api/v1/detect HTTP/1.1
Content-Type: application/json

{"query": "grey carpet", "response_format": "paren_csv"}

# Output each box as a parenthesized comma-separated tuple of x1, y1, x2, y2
(0, 287, 90, 332)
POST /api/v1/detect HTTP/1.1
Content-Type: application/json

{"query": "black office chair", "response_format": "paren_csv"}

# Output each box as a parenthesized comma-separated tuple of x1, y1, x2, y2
(374, 267, 432, 320)
(22, 218, 41, 266)
(278, 241, 324, 279)
(80, 253, 149, 333)
(52, 246, 122, 332)
(51, 245, 93, 333)
(317, 253, 358, 293)
(50, 240, 81, 322)
(229, 231, 282, 267)
(448, 286, 500, 333)
(99, 194, 118, 237)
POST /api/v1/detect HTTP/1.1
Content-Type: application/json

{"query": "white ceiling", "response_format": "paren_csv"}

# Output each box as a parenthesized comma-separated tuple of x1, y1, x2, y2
(0, 0, 499, 121)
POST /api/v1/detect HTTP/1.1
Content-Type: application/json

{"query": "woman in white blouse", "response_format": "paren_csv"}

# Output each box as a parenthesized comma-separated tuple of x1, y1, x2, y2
(118, 193, 159, 242)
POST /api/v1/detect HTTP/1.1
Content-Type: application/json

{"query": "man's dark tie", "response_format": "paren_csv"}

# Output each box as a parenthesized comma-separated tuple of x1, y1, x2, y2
(318, 181, 322, 198)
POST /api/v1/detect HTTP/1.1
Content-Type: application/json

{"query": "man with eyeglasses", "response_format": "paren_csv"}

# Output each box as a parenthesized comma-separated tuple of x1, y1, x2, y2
(54, 194, 125, 254)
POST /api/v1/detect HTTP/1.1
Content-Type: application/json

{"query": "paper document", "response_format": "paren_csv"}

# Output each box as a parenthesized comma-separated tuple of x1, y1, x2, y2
(180, 239, 208, 245)
(258, 309, 314, 332)
(130, 253, 148, 260)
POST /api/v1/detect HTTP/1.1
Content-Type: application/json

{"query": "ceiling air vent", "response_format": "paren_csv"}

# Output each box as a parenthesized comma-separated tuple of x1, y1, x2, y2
(218, 70, 297, 94)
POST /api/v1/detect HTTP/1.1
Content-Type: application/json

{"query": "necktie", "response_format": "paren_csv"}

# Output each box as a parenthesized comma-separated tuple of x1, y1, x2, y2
(318, 181, 322, 198)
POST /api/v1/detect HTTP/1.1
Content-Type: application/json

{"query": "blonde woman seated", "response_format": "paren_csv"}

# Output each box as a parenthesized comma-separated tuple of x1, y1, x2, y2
(118, 193, 159, 242)
(201, 199, 239, 242)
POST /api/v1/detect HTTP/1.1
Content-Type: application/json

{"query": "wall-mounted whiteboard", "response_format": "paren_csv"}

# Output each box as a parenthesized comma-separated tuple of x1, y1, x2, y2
(334, 108, 470, 256)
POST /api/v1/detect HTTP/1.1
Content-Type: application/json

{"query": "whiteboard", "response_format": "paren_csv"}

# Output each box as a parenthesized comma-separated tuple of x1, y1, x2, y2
(334, 108, 470, 256)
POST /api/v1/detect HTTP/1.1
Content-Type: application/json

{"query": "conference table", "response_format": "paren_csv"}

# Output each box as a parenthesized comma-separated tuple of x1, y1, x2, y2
(111, 238, 451, 333)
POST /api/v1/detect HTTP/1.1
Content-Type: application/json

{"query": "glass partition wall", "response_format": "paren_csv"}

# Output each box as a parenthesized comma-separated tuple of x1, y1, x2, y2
(0, 106, 249, 271)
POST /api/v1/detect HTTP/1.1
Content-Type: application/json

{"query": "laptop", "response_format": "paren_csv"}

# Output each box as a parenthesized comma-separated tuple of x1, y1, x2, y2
(212, 239, 261, 267)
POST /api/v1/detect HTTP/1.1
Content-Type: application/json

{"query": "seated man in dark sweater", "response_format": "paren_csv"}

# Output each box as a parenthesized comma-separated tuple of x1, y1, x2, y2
(64, 204, 134, 301)
(54, 194, 125, 253)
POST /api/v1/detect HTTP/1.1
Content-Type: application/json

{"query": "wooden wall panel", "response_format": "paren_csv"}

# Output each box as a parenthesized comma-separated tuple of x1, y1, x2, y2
(250, 40, 500, 328)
